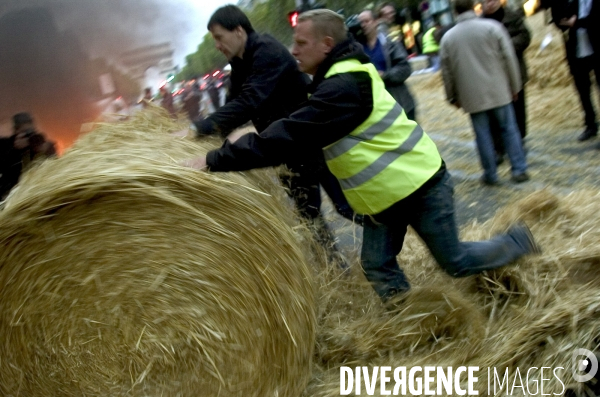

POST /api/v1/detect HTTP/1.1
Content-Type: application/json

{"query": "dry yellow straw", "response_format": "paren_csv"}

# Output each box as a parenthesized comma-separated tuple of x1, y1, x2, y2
(0, 108, 318, 396)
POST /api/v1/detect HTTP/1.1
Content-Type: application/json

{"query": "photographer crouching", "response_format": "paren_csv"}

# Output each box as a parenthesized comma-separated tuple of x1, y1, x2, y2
(0, 112, 56, 200)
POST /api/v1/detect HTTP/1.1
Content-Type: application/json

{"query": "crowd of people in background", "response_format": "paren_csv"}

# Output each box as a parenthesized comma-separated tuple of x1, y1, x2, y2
(140, 74, 229, 121)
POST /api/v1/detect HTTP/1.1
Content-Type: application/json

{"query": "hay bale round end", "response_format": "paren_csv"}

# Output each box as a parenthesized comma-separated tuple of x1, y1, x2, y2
(0, 133, 316, 396)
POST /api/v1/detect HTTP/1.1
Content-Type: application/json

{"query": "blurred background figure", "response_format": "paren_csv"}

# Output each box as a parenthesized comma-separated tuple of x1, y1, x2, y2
(421, 18, 442, 71)
(141, 87, 153, 108)
(358, 9, 417, 120)
(543, 0, 599, 142)
(207, 79, 221, 112)
(378, 3, 404, 45)
(159, 86, 176, 118)
(440, 0, 528, 185)
(0, 112, 56, 200)
(482, 0, 531, 161)
(183, 82, 201, 121)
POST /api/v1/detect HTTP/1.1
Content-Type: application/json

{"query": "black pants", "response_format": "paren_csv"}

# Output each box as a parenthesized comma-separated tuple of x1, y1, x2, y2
(568, 54, 600, 131)
(280, 164, 322, 221)
(280, 157, 357, 260)
(491, 93, 526, 156)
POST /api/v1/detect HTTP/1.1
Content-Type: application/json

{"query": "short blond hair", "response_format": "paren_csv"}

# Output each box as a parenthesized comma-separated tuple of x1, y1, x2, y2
(297, 9, 348, 45)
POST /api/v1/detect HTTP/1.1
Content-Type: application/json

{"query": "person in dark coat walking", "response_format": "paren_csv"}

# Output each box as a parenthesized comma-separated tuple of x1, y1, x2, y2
(544, 0, 599, 143)
(482, 0, 531, 160)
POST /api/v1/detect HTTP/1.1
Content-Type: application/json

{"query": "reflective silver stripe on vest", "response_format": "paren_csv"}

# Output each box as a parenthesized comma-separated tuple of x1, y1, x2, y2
(324, 103, 403, 161)
(338, 125, 424, 190)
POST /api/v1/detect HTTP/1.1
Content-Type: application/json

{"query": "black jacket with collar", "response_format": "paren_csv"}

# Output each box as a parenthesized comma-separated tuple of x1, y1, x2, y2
(206, 38, 375, 171)
(194, 32, 308, 137)
(377, 36, 416, 113)
(546, 0, 598, 60)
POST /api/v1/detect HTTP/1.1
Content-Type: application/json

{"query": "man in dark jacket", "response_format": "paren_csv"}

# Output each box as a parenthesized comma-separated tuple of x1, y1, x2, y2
(192, 6, 308, 137)
(482, 0, 531, 159)
(183, 9, 540, 301)
(358, 9, 417, 120)
(191, 4, 358, 251)
(544, 0, 599, 143)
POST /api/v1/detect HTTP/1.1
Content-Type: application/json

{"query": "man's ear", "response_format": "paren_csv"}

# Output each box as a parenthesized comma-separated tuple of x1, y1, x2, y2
(323, 36, 335, 53)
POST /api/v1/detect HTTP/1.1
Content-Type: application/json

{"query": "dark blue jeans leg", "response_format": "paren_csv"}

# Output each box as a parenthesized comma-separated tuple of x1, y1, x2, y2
(469, 110, 498, 183)
(361, 215, 410, 299)
(493, 104, 527, 176)
(409, 170, 529, 277)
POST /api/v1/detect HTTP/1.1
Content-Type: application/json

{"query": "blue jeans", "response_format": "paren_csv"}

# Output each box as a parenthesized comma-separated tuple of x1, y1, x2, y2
(361, 167, 530, 299)
(470, 104, 527, 183)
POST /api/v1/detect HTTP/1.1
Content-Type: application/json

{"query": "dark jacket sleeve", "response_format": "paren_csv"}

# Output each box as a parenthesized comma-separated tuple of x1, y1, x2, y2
(195, 44, 297, 137)
(505, 8, 531, 55)
(573, 0, 597, 30)
(382, 40, 412, 87)
(206, 72, 373, 172)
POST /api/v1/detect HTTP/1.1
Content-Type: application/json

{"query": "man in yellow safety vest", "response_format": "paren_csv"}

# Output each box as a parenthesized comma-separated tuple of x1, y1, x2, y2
(183, 9, 540, 301)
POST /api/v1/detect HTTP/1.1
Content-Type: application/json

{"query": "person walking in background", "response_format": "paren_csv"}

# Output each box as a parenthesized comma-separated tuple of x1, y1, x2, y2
(440, 0, 529, 185)
(206, 80, 221, 112)
(358, 9, 417, 120)
(545, 0, 599, 143)
(182, 9, 541, 301)
(482, 0, 531, 161)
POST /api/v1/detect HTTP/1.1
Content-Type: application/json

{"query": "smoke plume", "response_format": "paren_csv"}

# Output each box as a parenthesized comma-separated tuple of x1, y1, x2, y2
(0, 0, 215, 148)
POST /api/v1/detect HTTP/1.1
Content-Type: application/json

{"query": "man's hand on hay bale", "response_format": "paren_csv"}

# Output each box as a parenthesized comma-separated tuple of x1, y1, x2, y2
(181, 156, 207, 170)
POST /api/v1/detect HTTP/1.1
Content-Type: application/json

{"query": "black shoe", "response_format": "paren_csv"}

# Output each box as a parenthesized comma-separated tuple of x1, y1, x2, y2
(507, 222, 541, 255)
(577, 128, 598, 142)
(511, 173, 530, 183)
(481, 176, 500, 186)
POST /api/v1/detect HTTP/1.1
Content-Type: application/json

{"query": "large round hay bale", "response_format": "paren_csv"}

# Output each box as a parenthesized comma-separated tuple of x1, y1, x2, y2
(0, 118, 316, 396)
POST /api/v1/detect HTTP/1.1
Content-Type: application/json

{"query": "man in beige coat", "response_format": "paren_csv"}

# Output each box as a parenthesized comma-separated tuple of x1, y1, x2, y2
(440, 0, 529, 185)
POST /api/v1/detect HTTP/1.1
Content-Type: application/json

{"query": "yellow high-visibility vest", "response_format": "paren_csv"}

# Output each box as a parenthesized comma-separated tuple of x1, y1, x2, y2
(322, 59, 442, 215)
(422, 27, 440, 54)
